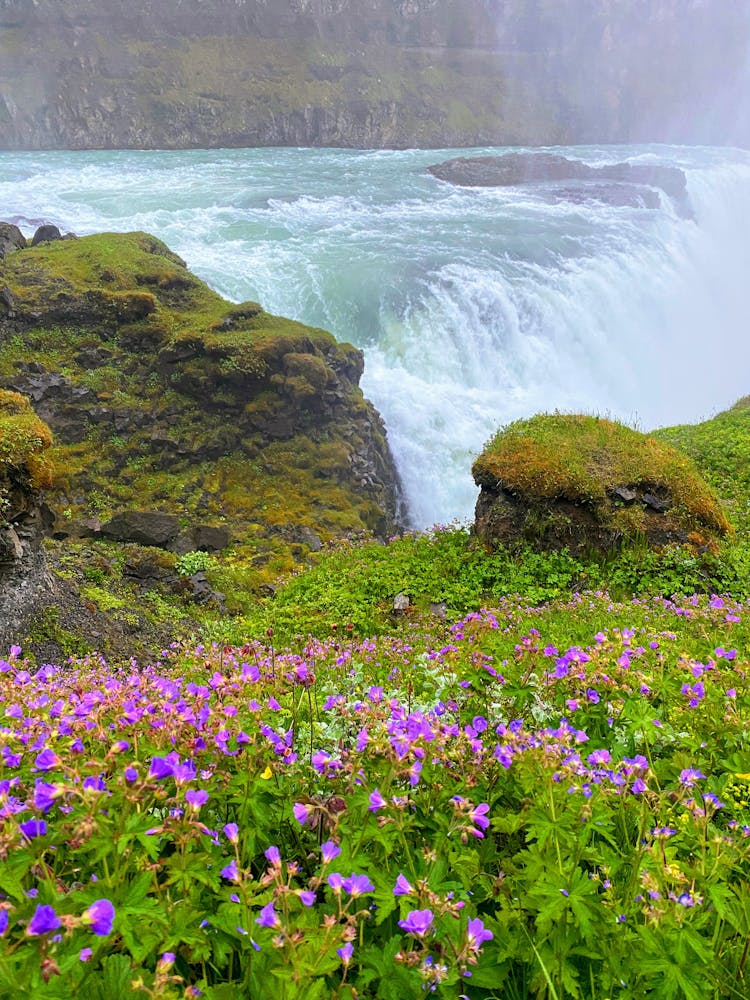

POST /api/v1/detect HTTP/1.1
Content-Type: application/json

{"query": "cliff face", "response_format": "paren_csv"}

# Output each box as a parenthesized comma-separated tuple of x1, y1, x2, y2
(0, 0, 747, 150)
(0, 228, 403, 595)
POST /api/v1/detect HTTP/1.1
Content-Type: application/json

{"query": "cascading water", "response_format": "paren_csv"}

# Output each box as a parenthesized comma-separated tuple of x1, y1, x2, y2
(1, 145, 749, 527)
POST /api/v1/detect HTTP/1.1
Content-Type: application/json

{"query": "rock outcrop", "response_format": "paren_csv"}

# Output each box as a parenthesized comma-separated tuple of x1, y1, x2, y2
(0, 227, 402, 561)
(0, 390, 55, 649)
(428, 153, 692, 216)
(0, 1, 747, 150)
(473, 414, 730, 556)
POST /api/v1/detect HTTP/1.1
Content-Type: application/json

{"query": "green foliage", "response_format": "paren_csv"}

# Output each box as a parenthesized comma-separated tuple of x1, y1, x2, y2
(239, 525, 750, 645)
(656, 398, 750, 534)
(175, 550, 215, 577)
(1, 593, 750, 997)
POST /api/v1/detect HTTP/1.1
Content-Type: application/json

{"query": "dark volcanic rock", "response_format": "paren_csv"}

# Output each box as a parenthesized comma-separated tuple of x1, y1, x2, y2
(31, 224, 63, 246)
(101, 511, 180, 548)
(428, 153, 691, 216)
(192, 524, 230, 552)
(0, 223, 26, 258)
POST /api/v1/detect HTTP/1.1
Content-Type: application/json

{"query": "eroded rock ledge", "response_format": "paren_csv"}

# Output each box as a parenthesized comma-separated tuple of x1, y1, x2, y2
(0, 227, 404, 635)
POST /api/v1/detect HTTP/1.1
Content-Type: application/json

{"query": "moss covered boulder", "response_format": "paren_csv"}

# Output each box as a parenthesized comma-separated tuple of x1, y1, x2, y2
(472, 414, 730, 555)
(0, 228, 402, 644)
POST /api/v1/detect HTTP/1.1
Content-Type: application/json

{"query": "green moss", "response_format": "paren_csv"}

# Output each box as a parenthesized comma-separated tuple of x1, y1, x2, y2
(474, 413, 730, 544)
(0, 390, 54, 500)
(655, 398, 750, 534)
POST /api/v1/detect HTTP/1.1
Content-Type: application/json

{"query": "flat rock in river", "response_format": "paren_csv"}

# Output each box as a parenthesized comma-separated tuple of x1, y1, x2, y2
(428, 153, 691, 216)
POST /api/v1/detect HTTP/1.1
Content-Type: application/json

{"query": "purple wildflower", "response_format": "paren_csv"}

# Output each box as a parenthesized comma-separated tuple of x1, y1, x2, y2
(321, 841, 341, 864)
(342, 874, 374, 897)
(298, 891, 316, 907)
(393, 873, 413, 896)
(19, 819, 47, 839)
(27, 905, 61, 936)
(185, 789, 209, 810)
(468, 802, 490, 835)
(368, 788, 386, 812)
(79, 947, 93, 962)
(679, 768, 706, 789)
(83, 899, 115, 936)
(337, 942, 354, 965)
(256, 902, 279, 929)
(33, 749, 60, 772)
(221, 859, 240, 882)
(224, 822, 239, 844)
(0, 911, 8, 937)
(264, 845, 281, 866)
(398, 909, 434, 937)
(293, 802, 311, 825)
(466, 917, 493, 952)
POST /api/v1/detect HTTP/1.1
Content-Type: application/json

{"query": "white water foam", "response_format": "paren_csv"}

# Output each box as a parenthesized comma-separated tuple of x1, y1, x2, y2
(1, 146, 749, 526)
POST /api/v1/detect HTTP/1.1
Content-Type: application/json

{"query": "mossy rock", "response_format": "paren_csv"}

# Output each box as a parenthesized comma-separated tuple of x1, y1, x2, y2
(472, 413, 730, 555)
(0, 389, 54, 507)
(0, 229, 401, 641)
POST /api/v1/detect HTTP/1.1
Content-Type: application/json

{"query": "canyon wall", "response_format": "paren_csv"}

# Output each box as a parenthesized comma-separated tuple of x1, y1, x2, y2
(0, 0, 748, 149)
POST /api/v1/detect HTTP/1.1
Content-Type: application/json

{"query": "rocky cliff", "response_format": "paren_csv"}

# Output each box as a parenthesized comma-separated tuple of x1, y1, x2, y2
(0, 224, 403, 651)
(0, 0, 747, 150)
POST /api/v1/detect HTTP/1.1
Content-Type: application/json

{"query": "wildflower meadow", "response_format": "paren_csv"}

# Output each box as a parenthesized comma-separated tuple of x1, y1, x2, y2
(1, 591, 749, 998)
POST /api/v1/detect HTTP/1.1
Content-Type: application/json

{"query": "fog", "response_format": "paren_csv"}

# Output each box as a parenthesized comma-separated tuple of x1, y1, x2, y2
(496, 0, 750, 149)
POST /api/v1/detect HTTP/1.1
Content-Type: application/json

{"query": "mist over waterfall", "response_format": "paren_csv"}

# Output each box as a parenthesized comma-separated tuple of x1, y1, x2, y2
(1, 145, 750, 527)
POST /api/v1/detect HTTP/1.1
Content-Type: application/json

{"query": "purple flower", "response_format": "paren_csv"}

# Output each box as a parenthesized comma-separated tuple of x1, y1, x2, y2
(337, 942, 354, 965)
(468, 803, 490, 834)
(79, 947, 93, 962)
(256, 902, 279, 929)
(83, 775, 108, 793)
(321, 841, 341, 864)
(343, 874, 374, 897)
(466, 917, 493, 952)
(368, 789, 386, 812)
(124, 766, 138, 783)
(221, 859, 240, 882)
(328, 873, 345, 893)
(83, 899, 115, 937)
(33, 781, 61, 814)
(398, 909, 434, 937)
(19, 819, 47, 839)
(264, 845, 281, 865)
(27, 905, 61, 936)
(148, 755, 176, 780)
(679, 768, 706, 789)
(224, 823, 239, 844)
(0, 910, 9, 937)
(393, 873, 413, 896)
(158, 953, 176, 970)
(185, 789, 209, 810)
(33, 748, 60, 772)
(298, 891, 316, 907)
(293, 802, 311, 825)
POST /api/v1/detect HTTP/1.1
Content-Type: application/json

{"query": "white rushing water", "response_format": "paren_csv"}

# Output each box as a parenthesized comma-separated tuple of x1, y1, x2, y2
(1, 145, 749, 526)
